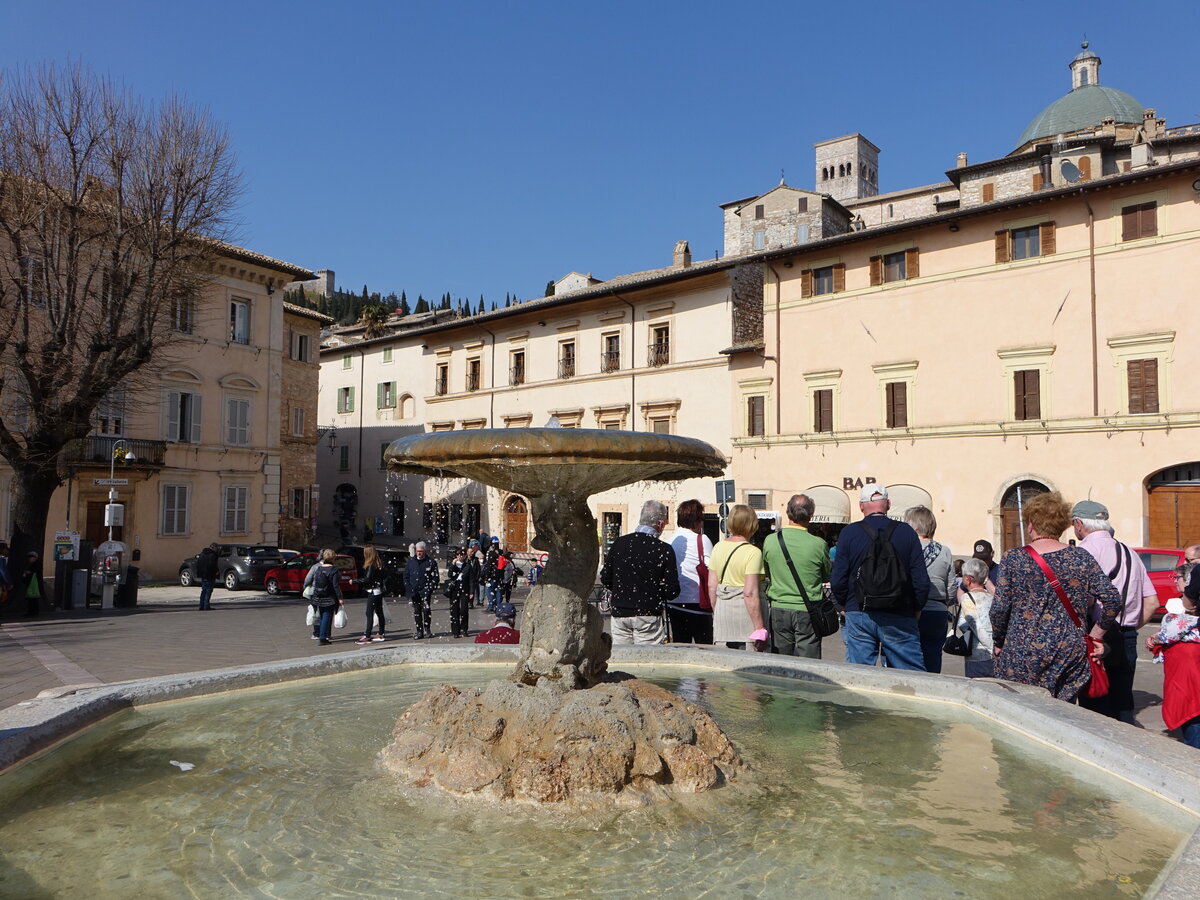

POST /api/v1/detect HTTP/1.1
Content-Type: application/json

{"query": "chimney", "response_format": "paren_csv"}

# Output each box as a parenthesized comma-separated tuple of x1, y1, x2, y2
(673, 240, 692, 268)
(956, 152, 968, 168)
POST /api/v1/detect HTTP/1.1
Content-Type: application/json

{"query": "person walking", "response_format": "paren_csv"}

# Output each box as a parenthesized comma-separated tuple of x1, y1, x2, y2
(404, 541, 440, 639)
(601, 500, 680, 645)
(1146, 563, 1200, 748)
(708, 504, 769, 651)
(465, 539, 482, 608)
(196, 542, 219, 611)
(303, 549, 344, 646)
(0, 542, 11, 611)
(482, 537, 503, 612)
(830, 485, 930, 670)
(446, 548, 471, 638)
(761, 494, 832, 658)
(21, 551, 45, 617)
(904, 506, 955, 674)
(501, 550, 523, 606)
(665, 499, 715, 645)
(355, 545, 388, 645)
(990, 492, 1122, 702)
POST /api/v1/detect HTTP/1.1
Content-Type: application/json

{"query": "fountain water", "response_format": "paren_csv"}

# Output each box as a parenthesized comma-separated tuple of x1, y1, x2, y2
(381, 427, 741, 804)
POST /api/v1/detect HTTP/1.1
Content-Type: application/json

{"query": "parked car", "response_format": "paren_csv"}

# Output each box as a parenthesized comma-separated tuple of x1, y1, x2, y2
(338, 545, 410, 596)
(1134, 547, 1187, 618)
(179, 544, 285, 591)
(264, 553, 358, 597)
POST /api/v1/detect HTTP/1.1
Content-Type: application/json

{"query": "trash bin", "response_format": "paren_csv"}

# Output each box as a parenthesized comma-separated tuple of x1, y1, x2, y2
(117, 566, 139, 607)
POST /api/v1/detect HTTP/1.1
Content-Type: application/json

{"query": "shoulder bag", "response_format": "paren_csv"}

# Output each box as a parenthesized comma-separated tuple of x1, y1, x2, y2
(774, 531, 840, 638)
(694, 533, 713, 611)
(1025, 546, 1109, 698)
(942, 591, 976, 656)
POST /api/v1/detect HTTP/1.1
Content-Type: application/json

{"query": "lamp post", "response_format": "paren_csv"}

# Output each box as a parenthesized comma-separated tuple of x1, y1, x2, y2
(100, 439, 136, 612)
(106, 439, 136, 542)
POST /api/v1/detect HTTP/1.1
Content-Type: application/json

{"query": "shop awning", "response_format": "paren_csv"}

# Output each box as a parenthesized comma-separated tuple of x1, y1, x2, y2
(805, 485, 851, 524)
(886, 484, 933, 520)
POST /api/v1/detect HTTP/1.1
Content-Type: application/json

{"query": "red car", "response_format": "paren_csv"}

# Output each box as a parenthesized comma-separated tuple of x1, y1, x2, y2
(264, 553, 359, 597)
(1134, 548, 1186, 618)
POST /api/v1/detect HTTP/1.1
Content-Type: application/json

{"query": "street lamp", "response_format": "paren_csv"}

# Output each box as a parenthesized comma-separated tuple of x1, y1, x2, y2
(107, 439, 136, 542)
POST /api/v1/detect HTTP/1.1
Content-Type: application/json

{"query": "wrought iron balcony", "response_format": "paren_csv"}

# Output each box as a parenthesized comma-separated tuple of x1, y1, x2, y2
(509, 366, 525, 387)
(465, 371, 481, 392)
(62, 436, 167, 468)
(600, 351, 621, 374)
(434, 377, 449, 396)
(558, 358, 575, 379)
(647, 342, 670, 367)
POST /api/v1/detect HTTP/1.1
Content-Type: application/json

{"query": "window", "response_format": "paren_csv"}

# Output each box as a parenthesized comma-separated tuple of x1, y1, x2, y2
(225, 397, 250, 446)
(510, 350, 525, 386)
(814, 389, 833, 433)
(651, 417, 671, 434)
(290, 331, 310, 362)
(885, 382, 908, 428)
(223, 485, 248, 533)
(434, 504, 449, 544)
(379, 441, 391, 469)
(435, 363, 449, 396)
(390, 501, 404, 536)
(466, 358, 481, 392)
(648, 324, 669, 367)
(466, 504, 481, 536)
(796, 225, 810, 244)
(337, 445, 350, 472)
(798, 197, 808, 212)
(753, 231, 766, 251)
(1127, 358, 1159, 414)
(161, 485, 190, 536)
(801, 264, 845, 298)
(559, 341, 576, 379)
(172, 298, 195, 334)
(451, 504, 464, 532)
(747, 492, 768, 511)
(229, 298, 250, 344)
(377, 381, 396, 409)
(887, 204, 894, 218)
(290, 487, 309, 519)
(291, 406, 305, 437)
(337, 386, 355, 414)
(342, 355, 352, 370)
(981, 183, 995, 203)
(601, 333, 620, 373)
(1010, 226, 1040, 260)
(996, 222, 1055, 263)
(747, 395, 766, 437)
(1014, 369, 1041, 420)
(813, 266, 833, 295)
(95, 390, 126, 436)
(382, 347, 393, 364)
(422, 503, 434, 529)
(754, 204, 765, 219)
(1122, 202, 1157, 241)
(869, 249, 918, 286)
(166, 390, 202, 443)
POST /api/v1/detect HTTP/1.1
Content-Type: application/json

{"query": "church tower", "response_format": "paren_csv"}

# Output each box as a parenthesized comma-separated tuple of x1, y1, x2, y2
(814, 134, 879, 202)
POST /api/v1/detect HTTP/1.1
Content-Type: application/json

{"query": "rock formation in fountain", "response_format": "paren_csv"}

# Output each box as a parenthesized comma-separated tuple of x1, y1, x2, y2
(382, 428, 742, 803)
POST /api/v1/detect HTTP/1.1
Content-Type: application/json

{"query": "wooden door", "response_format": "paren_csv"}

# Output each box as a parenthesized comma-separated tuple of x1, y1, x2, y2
(1149, 486, 1200, 548)
(86, 500, 123, 546)
(1001, 509, 1024, 553)
(504, 496, 529, 551)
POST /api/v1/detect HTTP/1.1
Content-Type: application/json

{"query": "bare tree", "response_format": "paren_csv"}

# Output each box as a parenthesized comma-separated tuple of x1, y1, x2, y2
(0, 63, 241, 566)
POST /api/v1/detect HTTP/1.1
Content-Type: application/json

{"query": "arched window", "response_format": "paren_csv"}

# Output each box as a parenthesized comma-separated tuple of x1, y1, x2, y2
(821, 167, 828, 181)
(399, 394, 415, 419)
(887, 203, 894, 218)
(847, 162, 852, 176)
(838, 164, 845, 177)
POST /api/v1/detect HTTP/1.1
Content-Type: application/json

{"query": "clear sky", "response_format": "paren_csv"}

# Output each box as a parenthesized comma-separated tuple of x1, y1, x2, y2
(2, 0, 1197, 304)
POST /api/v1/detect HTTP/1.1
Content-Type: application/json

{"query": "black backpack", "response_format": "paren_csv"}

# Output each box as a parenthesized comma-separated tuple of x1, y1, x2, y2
(855, 520, 910, 611)
(313, 565, 336, 604)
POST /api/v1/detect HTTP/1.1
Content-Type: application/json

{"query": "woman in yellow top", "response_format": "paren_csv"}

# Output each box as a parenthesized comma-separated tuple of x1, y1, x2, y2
(707, 504, 768, 650)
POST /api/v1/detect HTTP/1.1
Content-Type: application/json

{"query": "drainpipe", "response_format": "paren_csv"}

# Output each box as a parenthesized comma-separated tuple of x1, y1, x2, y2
(613, 293, 637, 427)
(356, 345, 365, 478)
(477, 322, 497, 428)
(765, 263, 784, 435)
(1085, 200, 1099, 416)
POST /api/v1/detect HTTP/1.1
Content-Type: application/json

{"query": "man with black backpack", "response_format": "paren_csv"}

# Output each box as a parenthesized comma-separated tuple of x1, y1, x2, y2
(830, 485, 930, 670)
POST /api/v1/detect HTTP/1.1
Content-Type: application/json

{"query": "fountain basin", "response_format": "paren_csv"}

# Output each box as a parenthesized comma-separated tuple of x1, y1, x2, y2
(1, 648, 1198, 898)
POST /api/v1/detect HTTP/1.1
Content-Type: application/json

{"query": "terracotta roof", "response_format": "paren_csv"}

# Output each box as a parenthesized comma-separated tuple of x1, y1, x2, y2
(283, 302, 334, 324)
(208, 239, 314, 279)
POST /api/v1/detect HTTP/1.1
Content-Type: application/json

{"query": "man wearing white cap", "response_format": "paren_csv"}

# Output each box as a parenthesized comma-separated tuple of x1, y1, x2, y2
(829, 484, 930, 670)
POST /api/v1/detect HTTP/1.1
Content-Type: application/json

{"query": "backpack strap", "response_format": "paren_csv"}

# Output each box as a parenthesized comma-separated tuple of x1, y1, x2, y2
(718, 542, 750, 583)
(773, 530, 810, 603)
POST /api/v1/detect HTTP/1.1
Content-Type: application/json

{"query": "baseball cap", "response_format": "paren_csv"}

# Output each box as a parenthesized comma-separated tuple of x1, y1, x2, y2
(859, 484, 889, 502)
(1070, 500, 1109, 520)
(495, 602, 516, 619)
(973, 539, 993, 556)
(490, 535, 500, 544)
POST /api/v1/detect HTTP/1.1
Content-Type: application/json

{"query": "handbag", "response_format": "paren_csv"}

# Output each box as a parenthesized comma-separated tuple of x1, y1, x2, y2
(942, 596, 976, 656)
(302, 585, 315, 600)
(1025, 546, 1109, 698)
(694, 533, 713, 611)
(305, 605, 317, 626)
(773, 531, 840, 638)
(333, 606, 348, 629)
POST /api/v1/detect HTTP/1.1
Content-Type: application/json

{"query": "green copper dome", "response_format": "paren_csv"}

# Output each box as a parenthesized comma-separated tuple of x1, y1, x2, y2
(1017, 84, 1145, 148)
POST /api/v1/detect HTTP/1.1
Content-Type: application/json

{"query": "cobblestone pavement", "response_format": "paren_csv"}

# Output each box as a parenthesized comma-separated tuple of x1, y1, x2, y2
(0, 586, 1180, 746)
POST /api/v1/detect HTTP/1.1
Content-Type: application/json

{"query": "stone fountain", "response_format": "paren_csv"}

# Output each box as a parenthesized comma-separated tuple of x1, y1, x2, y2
(380, 427, 743, 805)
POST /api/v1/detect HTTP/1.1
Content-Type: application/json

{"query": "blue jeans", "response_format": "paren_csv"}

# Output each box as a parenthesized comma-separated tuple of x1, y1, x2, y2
(199, 579, 215, 610)
(843, 610, 926, 671)
(486, 581, 502, 610)
(317, 605, 336, 641)
(917, 608, 950, 674)
(1183, 717, 1200, 750)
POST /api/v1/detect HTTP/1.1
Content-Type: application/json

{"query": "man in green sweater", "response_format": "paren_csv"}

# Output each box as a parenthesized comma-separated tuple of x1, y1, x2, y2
(761, 494, 833, 658)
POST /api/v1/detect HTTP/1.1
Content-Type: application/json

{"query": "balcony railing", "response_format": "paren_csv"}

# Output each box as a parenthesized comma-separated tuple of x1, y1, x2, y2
(647, 342, 670, 367)
(509, 366, 525, 387)
(600, 351, 621, 374)
(466, 371, 481, 392)
(62, 436, 167, 468)
(558, 358, 575, 379)
(434, 377, 449, 396)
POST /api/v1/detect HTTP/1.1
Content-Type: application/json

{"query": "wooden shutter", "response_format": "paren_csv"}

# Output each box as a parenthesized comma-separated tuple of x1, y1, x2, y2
(1039, 221, 1056, 256)
(995, 230, 1010, 264)
(747, 395, 765, 436)
(1032, 172, 1043, 191)
(1122, 205, 1137, 241)
(1014, 370, 1040, 420)
(982, 183, 995, 203)
(1128, 359, 1159, 414)
(869, 255, 882, 286)
(348, 386, 355, 412)
(886, 382, 908, 428)
(189, 393, 202, 443)
(1078, 157, 1091, 180)
(814, 389, 833, 432)
(166, 390, 181, 442)
(1122, 202, 1156, 241)
(1140, 202, 1158, 238)
(904, 247, 919, 279)
(832, 263, 846, 292)
(800, 269, 813, 298)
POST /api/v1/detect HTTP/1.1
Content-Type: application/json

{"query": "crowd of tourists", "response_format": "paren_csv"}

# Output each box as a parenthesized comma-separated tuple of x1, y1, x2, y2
(600, 490, 1200, 750)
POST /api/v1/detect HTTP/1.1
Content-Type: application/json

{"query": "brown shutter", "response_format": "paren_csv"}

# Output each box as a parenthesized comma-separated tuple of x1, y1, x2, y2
(1144, 358, 1159, 413)
(905, 247, 919, 279)
(869, 255, 882, 286)
(995, 230, 1010, 264)
(1128, 359, 1144, 414)
(748, 395, 765, 436)
(982, 183, 995, 203)
(832, 263, 846, 292)
(1032, 172, 1043, 191)
(1039, 221, 1056, 256)
(886, 382, 908, 428)
(1122, 206, 1137, 241)
(1078, 157, 1091, 180)
(1141, 202, 1158, 237)
(800, 269, 813, 298)
(1014, 370, 1041, 419)
(814, 389, 833, 432)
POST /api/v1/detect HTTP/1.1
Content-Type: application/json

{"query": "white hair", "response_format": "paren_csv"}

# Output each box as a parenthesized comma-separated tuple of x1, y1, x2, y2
(415, 541, 428, 550)
(1074, 516, 1113, 535)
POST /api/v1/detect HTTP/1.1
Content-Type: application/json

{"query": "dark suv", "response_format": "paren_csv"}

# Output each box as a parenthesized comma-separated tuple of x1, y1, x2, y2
(338, 545, 410, 595)
(179, 544, 285, 591)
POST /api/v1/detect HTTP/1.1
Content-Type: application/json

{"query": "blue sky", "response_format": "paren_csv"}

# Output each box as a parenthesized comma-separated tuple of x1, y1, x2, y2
(3, 0, 1197, 304)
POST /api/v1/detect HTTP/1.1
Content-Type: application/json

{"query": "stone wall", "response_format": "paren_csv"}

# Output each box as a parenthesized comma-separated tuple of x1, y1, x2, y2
(279, 312, 323, 547)
(729, 263, 764, 349)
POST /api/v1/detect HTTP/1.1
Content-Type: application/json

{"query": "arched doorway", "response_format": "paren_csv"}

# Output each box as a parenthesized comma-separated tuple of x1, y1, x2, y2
(1147, 463, 1200, 548)
(1000, 480, 1050, 552)
(504, 495, 529, 551)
